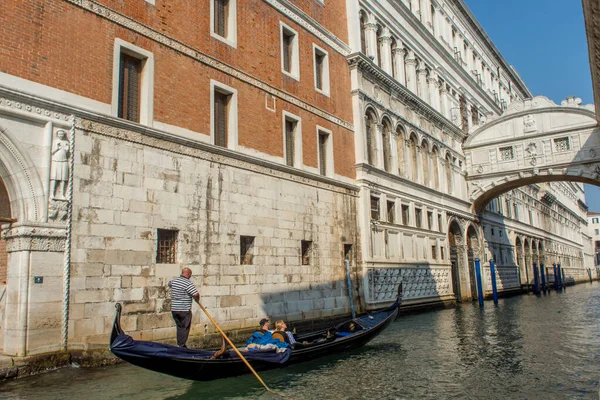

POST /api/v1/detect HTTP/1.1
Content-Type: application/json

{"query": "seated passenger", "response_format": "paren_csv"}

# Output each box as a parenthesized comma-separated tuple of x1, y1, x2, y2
(271, 320, 296, 347)
(246, 318, 289, 349)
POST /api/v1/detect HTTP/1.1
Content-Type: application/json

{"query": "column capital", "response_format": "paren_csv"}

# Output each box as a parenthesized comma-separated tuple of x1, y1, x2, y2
(392, 46, 405, 56)
(2, 222, 67, 252)
(364, 22, 378, 32)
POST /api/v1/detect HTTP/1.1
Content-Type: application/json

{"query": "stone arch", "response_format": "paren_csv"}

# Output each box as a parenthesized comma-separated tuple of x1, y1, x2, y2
(0, 125, 45, 222)
(523, 237, 532, 287)
(395, 124, 406, 177)
(466, 223, 480, 300)
(381, 117, 393, 173)
(448, 218, 464, 300)
(431, 145, 440, 190)
(409, 132, 419, 182)
(364, 107, 378, 166)
(421, 138, 430, 187)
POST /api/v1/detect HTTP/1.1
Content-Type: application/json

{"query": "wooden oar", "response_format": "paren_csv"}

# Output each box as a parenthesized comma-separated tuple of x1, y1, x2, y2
(196, 301, 285, 397)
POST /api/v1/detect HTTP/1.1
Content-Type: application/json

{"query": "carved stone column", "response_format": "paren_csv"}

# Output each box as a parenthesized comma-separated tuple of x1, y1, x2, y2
(2, 223, 67, 356)
(427, 70, 440, 110)
(417, 61, 429, 103)
(379, 29, 393, 75)
(364, 21, 378, 62)
(440, 83, 449, 118)
(405, 50, 418, 94)
(392, 46, 406, 85)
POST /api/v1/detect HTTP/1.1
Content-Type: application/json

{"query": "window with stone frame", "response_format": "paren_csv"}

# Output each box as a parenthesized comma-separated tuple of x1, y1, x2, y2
(427, 211, 433, 230)
(415, 207, 422, 228)
(301, 240, 313, 265)
(280, 23, 299, 79)
(554, 137, 570, 152)
(440, 246, 445, 260)
(402, 204, 410, 225)
(387, 201, 395, 224)
(118, 53, 142, 122)
(313, 45, 330, 95)
(157, 229, 178, 264)
(240, 236, 255, 265)
(499, 146, 514, 161)
(437, 214, 443, 232)
(431, 245, 437, 260)
(213, 90, 231, 148)
(371, 196, 380, 220)
(284, 116, 298, 167)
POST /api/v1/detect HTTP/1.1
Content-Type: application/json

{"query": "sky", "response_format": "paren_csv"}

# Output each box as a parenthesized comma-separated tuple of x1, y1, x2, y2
(463, 0, 600, 212)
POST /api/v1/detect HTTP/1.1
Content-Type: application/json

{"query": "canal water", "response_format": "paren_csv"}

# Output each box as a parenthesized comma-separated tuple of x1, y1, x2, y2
(2, 282, 600, 399)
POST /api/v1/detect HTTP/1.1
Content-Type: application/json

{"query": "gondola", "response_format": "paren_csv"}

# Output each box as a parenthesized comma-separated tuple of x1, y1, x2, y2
(109, 284, 402, 381)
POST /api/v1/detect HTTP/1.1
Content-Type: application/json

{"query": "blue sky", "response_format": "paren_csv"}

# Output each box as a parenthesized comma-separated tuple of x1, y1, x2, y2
(464, 0, 600, 212)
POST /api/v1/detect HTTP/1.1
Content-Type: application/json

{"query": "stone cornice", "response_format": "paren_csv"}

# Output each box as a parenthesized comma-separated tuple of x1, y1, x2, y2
(262, 0, 351, 56)
(1, 223, 67, 252)
(62, 0, 353, 131)
(348, 53, 466, 140)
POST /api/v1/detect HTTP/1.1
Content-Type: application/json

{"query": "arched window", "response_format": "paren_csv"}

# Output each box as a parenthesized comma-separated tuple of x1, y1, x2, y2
(421, 139, 430, 186)
(382, 118, 392, 172)
(376, 25, 383, 67)
(360, 11, 368, 54)
(396, 126, 406, 177)
(390, 37, 398, 79)
(432, 146, 440, 190)
(445, 152, 453, 194)
(410, 133, 419, 182)
(365, 110, 377, 165)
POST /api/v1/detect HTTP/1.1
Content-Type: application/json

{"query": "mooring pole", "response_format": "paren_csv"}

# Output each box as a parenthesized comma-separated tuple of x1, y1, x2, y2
(489, 258, 498, 305)
(533, 262, 539, 295)
(557, 264, 563, 291)
(475, 258, 484, 307)
(553, 263, 558, 291)
(540, 263, 546, 294)
(345, 260, 356, 319)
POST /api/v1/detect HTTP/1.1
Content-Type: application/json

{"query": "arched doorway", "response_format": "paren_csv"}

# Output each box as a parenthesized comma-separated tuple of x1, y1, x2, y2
(448, 220, 463, 300)
(466, 225, 479, 300)
(0, 177, 10, 286)
(523, 238, 531, 289)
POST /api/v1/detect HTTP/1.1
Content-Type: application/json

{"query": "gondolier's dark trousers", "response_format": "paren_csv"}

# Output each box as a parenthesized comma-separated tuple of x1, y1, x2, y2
(172, 311, 192, 347)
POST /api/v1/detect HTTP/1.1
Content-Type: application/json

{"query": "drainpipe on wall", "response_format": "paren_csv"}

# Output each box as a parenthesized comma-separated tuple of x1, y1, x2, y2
(61, 115, 75, 351)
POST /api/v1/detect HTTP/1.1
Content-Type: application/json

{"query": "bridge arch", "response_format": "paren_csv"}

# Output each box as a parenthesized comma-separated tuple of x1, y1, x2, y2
(464, 96, 600, 211)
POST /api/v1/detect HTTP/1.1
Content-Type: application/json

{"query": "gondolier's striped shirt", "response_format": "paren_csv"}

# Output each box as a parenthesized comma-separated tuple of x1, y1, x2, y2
(168, 276, 199, 312)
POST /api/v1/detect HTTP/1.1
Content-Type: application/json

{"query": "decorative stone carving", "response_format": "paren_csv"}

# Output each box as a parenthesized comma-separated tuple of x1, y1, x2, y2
(367, 266, 453, 302)
(2, 225, 67, 252)
(48, 199, 69, 221)
(523, 115, 537, 133)
(50, 130, 70, 200)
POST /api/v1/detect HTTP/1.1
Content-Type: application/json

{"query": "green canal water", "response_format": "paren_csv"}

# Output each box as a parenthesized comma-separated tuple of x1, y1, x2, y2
(2, 282, 600, 399)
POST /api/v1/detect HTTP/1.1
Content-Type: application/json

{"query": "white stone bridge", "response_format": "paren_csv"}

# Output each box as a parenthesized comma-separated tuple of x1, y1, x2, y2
(464, 96, 600, 211)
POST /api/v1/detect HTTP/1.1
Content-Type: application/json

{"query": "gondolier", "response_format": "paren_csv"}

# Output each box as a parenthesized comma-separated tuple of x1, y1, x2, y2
(168, 267, 200, 348)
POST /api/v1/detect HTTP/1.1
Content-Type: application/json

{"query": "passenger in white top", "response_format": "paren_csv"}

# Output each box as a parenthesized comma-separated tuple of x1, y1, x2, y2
(168, 267, 200, 348)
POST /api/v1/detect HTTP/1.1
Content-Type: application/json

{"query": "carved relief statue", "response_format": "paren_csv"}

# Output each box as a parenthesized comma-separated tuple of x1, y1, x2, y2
(50, 130, 70, 200)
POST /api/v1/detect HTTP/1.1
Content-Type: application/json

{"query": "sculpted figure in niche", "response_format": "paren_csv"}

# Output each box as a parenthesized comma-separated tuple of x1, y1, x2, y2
(50, 130, 70, 200)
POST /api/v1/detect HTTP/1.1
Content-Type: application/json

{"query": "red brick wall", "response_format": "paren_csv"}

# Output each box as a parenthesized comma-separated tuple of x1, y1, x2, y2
(0, 0, 355, 177)
(0, 178, 10, 285)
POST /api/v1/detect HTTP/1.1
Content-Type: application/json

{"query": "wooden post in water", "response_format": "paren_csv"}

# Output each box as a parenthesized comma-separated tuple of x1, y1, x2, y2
(533, 262, 539, 295)
(540, 263, 546, 294)
(553, 263, 558, 291)
(557, 264, 563, 291)
(475, 258, 484, 307)
(489, 258, 498, 305)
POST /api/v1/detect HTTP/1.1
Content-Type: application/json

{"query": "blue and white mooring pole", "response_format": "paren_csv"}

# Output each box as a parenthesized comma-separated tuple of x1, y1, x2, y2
(540, 263, 546, 294)
(553, 263, 558, 291)
(557, 263, 563, 291)
(533, 262, 539, 295)
(475, 258, 484, 307)
(489, 258, 498, 305)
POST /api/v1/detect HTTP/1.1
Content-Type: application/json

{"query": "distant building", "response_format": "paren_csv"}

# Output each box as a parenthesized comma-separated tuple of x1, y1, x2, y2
(588, 212, 600, 265)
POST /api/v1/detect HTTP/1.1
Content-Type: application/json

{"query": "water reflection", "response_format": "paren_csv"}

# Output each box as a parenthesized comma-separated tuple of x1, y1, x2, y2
(1, 283, 599, 399)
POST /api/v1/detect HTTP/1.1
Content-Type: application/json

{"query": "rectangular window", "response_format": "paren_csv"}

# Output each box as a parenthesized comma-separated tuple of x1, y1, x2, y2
(313, 44, 330, 95)
(344, 244, 353, 265)
(402, 205, 410, 226)
(301, 240, 312, 265)
(157, 229, 177, 264)
(118, 53, 142, 122)
(593, 218, 599, 224)
(280, 23, 299, 79)
(431, 245, 437, 260)
(284, 114, 301, 167)
(214, 91, 230, 148)
(427, 211, 433, 231)
(491, 228, 495, 236)
(415, 208, 422, 228)
(318, 130, 329, 176)
(211, 0, 237, 47)
(595, 229, 599, 235)
(499, 146, 514, 161)
(211, 81, 237, 150)
(438, 214, 443, 232)
(371, 196, 380, 220)
(554, 137, 570, 152)
(387, 201, 395, 224)
(440, 246, 445, 260)
(240, 236, 255, 265)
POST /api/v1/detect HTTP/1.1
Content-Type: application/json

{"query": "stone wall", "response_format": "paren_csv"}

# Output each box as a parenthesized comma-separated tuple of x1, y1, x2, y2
(68, 119, 359, 349)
